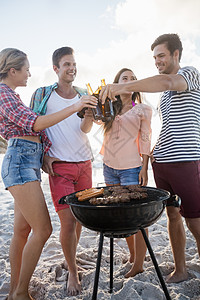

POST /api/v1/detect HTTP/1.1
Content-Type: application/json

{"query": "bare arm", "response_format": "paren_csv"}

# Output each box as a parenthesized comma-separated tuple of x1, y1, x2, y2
(139, 154, 149, 186)
(80, 108, 94, 133)
(100, 74, 187, 102)
(33, 95, 97, 132)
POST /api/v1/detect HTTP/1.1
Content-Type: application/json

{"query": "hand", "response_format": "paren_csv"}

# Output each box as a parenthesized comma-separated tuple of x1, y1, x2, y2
(76, 95, 97, 111)
(150, 153, 155, 164)
(99, 83, 124, 103)
(138, 167, 148, 186)
(93, 119, 103, 125)
(83, 108, 94, 120)
(42, 155, 61, 176)
(150, 147, 155, 164)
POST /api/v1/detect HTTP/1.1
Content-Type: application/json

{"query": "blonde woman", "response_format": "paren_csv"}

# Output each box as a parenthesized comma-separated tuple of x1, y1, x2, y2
(0, 48, 97, 300)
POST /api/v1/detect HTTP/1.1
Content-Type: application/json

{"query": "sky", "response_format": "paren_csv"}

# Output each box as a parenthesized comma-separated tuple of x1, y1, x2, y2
(1, 0, 200, 161)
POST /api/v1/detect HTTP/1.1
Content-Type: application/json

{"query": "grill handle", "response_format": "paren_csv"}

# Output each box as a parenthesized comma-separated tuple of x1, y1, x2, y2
(59, 196, 66, 204)
(166, 194, 181, 207)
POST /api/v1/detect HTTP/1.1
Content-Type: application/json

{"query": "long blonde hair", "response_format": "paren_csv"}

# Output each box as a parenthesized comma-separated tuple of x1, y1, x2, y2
(0, 48, 27, 80)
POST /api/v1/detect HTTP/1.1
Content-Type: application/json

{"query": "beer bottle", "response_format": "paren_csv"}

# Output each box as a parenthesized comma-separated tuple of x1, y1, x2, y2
(100, 79, 114, 122)
(101, 79, 106, 87)
(86, 83, 93, 95)
(77, 83, 93, 119)
(89, 84, 103, 120)
(77, 79, 114, 121)
(77, 107, 88, 119)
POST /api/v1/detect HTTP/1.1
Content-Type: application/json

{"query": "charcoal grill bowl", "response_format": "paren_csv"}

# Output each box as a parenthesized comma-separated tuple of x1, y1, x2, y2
(65, 186, 170, 236)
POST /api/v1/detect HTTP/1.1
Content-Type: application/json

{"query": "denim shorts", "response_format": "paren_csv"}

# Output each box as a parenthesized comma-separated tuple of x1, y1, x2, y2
(1, 138, 43, 189)
(103, 163, 142, 186)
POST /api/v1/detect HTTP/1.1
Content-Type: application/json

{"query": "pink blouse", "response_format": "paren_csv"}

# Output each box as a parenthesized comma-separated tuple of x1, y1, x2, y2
(100, 103, 152, 169)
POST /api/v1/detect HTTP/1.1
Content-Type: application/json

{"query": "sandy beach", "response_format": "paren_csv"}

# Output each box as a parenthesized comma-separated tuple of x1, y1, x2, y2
(0, 153, 200, 300)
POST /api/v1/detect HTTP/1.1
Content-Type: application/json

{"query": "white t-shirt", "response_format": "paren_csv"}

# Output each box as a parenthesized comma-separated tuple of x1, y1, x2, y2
(45, 91, 92, 162)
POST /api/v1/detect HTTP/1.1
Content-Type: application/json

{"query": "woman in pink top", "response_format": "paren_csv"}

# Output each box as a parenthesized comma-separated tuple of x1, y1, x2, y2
(100, 68, 152, 278)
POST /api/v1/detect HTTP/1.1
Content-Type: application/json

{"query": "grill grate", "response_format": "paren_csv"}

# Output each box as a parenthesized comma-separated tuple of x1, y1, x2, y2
(64, 186, 170, 208)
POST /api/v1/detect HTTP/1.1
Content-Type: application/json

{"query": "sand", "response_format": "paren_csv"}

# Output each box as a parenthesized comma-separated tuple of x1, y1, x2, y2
(0, 154, 200, 300)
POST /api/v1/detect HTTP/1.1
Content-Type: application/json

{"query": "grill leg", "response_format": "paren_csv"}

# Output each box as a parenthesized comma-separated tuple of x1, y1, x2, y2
(109, 237, 114, 293)
(140, 228, 171, 300)
(92, 231, 104, 300)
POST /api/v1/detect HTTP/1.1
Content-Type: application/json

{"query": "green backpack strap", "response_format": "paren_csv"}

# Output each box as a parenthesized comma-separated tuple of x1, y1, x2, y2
(30, 83, 57, 115)
(74, 86, 88, 97)
(30, 84, 87, 115)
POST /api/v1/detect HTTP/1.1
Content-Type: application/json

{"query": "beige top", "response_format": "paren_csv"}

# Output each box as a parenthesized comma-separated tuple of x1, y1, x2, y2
(100, 103, 152, 169)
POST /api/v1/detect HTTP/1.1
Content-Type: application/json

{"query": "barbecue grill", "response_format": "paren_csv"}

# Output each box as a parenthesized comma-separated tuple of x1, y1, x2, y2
(59, 185, 180, 300)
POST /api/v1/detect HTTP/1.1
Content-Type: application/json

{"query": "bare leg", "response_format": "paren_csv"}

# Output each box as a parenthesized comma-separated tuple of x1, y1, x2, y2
(76, 221, 82, 243)
(8, 182, 52, 300)
(166, 206, 188, 283)
(58, 208, 81, 296)
(185, 217, 200, 257)
(125, 235, 135, 263)
(125, 229, 148, 278)
(8, 202, 31, 299)
(62, 221, 85, 272)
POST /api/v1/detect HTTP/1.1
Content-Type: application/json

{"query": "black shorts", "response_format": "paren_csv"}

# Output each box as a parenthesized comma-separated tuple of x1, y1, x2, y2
(152, 161, 200, 218)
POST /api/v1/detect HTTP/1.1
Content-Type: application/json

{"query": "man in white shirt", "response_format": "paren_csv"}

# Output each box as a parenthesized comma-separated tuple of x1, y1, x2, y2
(31, 47, 96, 296)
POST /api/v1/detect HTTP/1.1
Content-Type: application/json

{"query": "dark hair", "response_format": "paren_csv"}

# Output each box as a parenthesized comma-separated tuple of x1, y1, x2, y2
(151, 33, 183, 61)
(52, 46, 74, 67)
(103, 68, 142, 134)
(0, 48, 27, 80)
